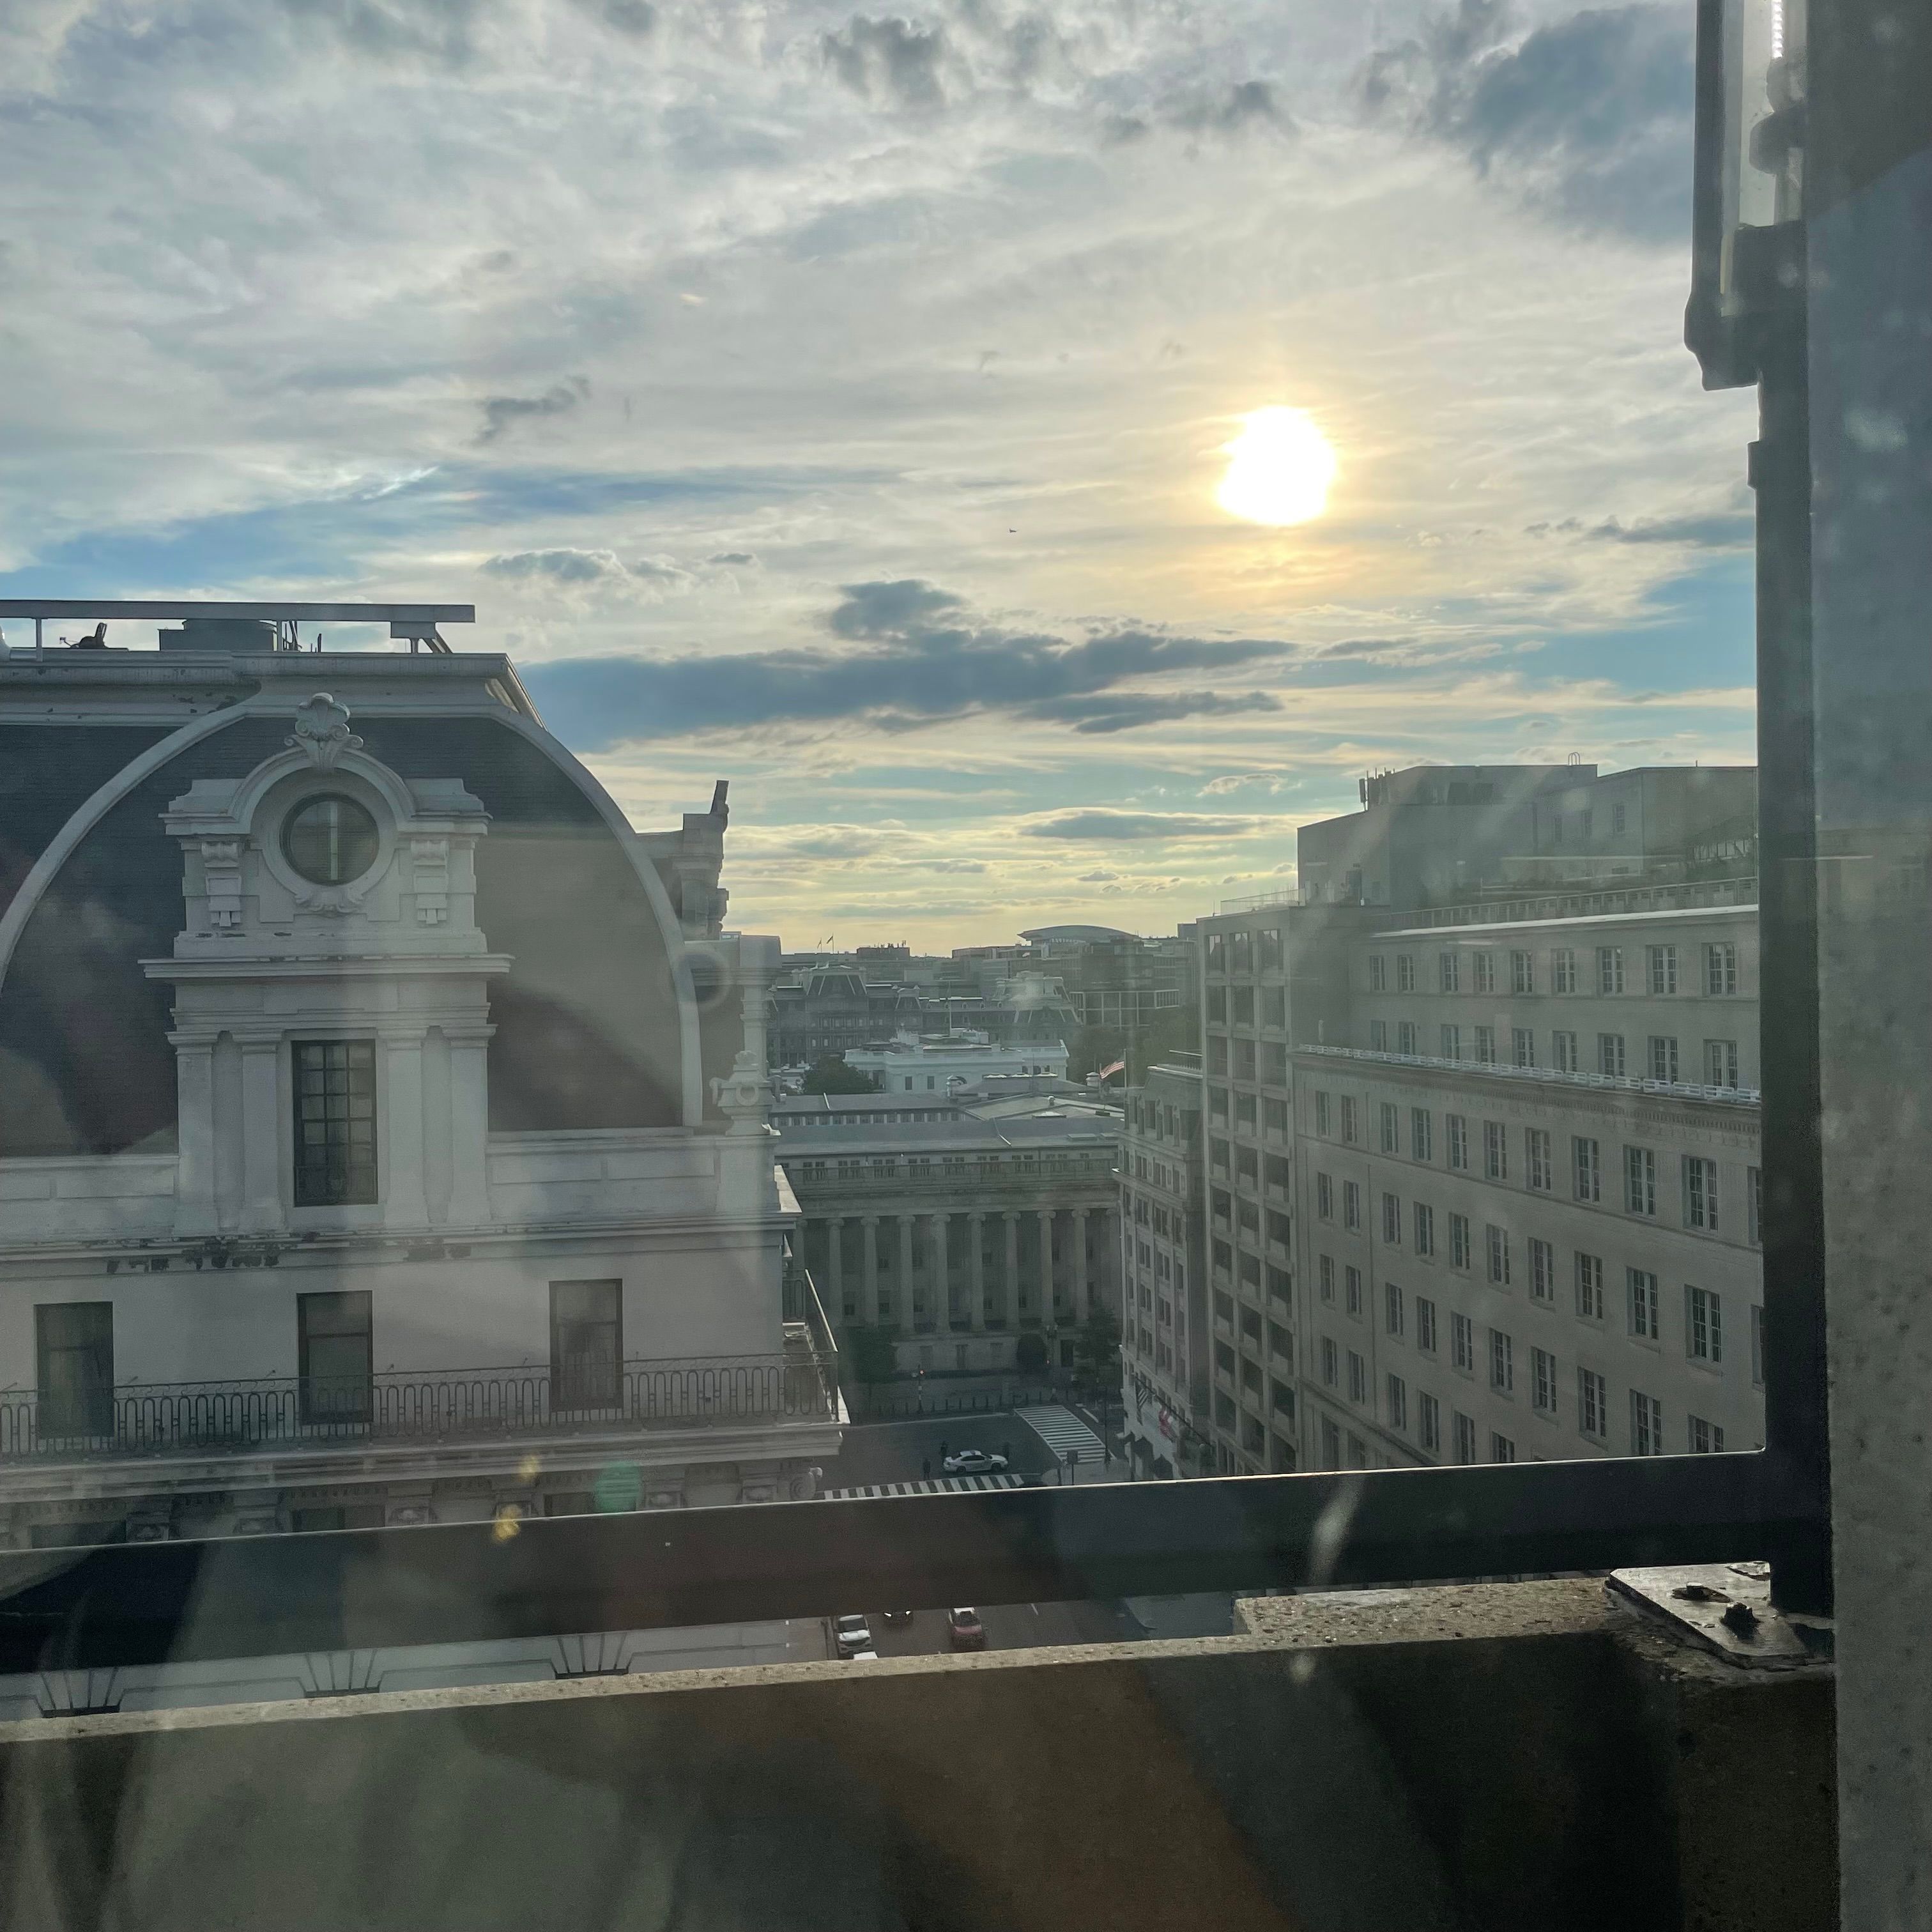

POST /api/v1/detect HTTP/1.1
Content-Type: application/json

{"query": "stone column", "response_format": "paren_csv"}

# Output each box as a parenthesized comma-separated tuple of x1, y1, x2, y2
(825, 1215, 845, 1314)
(861, 1213, 880, 1326)
(1038, 1208, 1057, 1331)
(445, 1027, 493, 1226)
(382, 1032, 429, 1230)
(930, 1211, 951, 1329)
(969, 1211, 987, 1333)
(1004, 1211, 1021, 1328)
(1073, 1206, 1091, 1324)
(238, 1038, 283, 1232)
(898, 1215, 916, 1334)
(172, 1036, 218, 1236)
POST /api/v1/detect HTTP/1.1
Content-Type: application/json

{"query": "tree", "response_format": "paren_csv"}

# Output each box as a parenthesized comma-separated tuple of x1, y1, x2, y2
(843, 1324, 897, 1386)
(1013, 1331, 1049, 1377)
(1074, 1301, 1123, 1387)
(800, 1054, 879, 1095)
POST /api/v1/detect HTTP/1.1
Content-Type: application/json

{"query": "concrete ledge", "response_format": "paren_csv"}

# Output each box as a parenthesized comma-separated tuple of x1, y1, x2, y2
(0, 1580, 1836, 1931)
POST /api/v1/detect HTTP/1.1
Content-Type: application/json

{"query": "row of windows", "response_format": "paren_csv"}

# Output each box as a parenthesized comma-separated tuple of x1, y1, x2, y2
(1315, 1253, 1757, 1376)
(1204, 984, 1287, 1029)
(1203, 929, 1286, 976)
(1207, 1089, 1291, 1135)
(1368, 940, 1741, 999)
(1358, 1023, 1745, 1085)
(1204, 1036, 1290, 1082)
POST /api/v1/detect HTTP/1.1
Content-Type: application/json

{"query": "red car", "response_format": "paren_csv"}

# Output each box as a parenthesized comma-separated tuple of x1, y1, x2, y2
(948, 1606, 986, 1651)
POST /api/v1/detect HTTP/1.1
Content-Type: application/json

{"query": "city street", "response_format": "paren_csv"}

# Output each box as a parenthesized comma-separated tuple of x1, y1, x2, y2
(818, 1409, 1132, 1491)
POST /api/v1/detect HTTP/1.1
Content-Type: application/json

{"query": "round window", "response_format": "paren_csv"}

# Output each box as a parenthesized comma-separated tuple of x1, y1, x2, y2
(282, 793, 379, 885)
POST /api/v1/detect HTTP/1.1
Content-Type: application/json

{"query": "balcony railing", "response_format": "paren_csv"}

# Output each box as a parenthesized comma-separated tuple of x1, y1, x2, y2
(0, 1351, 839, 1465)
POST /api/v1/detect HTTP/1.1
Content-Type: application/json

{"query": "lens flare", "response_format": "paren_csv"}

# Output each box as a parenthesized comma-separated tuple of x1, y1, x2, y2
(1215, 406, 1338, 526)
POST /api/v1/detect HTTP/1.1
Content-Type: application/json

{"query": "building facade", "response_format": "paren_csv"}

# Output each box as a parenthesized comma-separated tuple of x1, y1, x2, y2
(1189, 768, 1763, 1477)
(843, 1030, 1069, 1095)
(1118, 1059, 1215, 1478)
(0, 615, 840, 1546)
(774, 1097, 1119, 1378)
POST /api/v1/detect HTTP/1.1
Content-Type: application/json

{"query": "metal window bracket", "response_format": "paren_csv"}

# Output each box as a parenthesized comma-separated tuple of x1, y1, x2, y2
(1610, 1561, 1830, 1666)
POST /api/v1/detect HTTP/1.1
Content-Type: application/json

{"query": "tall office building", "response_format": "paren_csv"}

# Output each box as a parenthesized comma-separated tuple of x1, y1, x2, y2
(1187, 765, 1762, 1476)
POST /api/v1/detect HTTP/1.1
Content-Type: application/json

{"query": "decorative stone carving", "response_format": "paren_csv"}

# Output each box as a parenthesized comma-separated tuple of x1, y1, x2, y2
(286, 691, 364, 772)
(710, 1046, 769, 1135)
(411, 835, 451, 924)
(199, 838, 244, 928)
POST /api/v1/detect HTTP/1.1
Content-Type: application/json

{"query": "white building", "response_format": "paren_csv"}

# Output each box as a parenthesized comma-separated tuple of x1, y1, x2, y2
(845, 1029, 1068, 1096)
(0, 608, 841, 1546)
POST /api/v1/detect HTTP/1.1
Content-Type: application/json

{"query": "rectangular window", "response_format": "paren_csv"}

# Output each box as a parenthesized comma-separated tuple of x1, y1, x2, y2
(1369, 1020, 1388, 1051)
(1647, 944, 1678, 995)
(1446, 1114, 1468, 1170)
(1489, 1328, 1514, 1392)
(1631, 1390, 1663, 1457)
(1629, 1268, 1660, 1341)
(1598, 1032, 1627, 1078)
(1345, 1266, 1363, 1317)
(1551, 948, 1577, 994)
(1449, 1212, 1471, 1271)
(1483, 1120, 1508, 1180)
(1381, 1192, 1402, 1244)
(1410, 1108, 1432, 1162)
(1597, 946, 1625, 995)
(1416, 1296, 1438, 1354)
(299, 1289, 374, 1424)
(1230, 985, 1254, 1027)
(1510, 949, 1533, 995)
(1439, 951, 1461, 993)
(1689, 1414, 1726, 1455)
(1451, 1311, 1475, 1372)
(1705, 941, 1738, 995)
(35, 1302, 114, 1439)
(1532, 1345, 1556, 1413)
(1260, 929, 1284, 972)
(1397, 1020, 1418, 1055)
(1341, 1096, 1358, 1143)
(1454, 1410, 1478, 1464)
(1266, 1096, 1289, 1137)
(1208, 1038, 1228, 1076)
(1319, 1254, 1335, 1303)
(1573, 1136, 1600, 1202)
(1347, 1350, 1367, 1404)
(1314, 1091, 1331, 1136)
(1419, 1390, 1441, 1451)
(1625, 1145, 1657, 1216)
(1551, 1029, 1579, 1073)
(1369, 954, 1386, 992)
(1321, 1337, 1338, 1386)
(293, 1038, 378, 1206)
(1486, 1224, 1512, 1285)
(1319, 1415, 1340, 1464)
(1263, 986, 1286, 1029)
(1386, 1374, 1408, 1432)
(1384, 1280, 1405, 1337)
(1317, 1173, 1333, 1221)
(1512, 1027, 1535, 1068)
(1683, 1156, 1720, 1232)
(1578, 1366, 1608, 1438)
(1687, 1284, 1724, 1364)
(1648, 1034, 1680, 1083)
(1529, 1237, 1555, 1303)
(1440, 1023, 1462, 1061)
(1474, 1024, 1496, 1064)
(1473, 952, 1496, 994)
(551, 1280, 623, 1406)
(1491, 1432, 1517, 1464)
(1526, 1128, 1552, 1192)
(1705, 1039, 1741, 1087)
(1343, 1181, 1361, 1232)
(1379, 1101, 1399, 1153)
(1576, 1252, 1606, 1321)
(1396, 953, 1416, 993)
(1413, 1202, 1435, 1256)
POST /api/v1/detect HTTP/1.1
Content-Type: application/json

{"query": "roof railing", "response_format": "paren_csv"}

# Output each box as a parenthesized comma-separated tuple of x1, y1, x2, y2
(0, 599, 475, 656)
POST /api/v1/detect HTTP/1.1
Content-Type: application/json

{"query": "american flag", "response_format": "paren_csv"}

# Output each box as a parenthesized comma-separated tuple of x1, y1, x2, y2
(1098, 1059, 1127, 1081)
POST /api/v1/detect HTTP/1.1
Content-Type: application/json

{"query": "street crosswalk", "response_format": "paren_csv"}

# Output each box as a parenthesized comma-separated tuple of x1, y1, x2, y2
(820, 1473, 1025, 1501)
(1016, 1404, 1108, 1470)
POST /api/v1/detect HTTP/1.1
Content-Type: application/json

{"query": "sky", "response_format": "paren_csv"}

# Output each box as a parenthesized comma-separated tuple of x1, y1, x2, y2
(0, 0, 1759, 948)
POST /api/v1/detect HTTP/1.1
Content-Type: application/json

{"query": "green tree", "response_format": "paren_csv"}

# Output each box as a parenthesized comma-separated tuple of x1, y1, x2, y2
(1074, 1301, 1123, 1386)
(843, 1324, 898, 1385)
(1013, 1331, 1050, 1377)
(800, 1054, 879, 1095)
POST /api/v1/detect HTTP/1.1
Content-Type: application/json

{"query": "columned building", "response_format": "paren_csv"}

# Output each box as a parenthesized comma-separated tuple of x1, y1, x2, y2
(774, 1098, 1119, 1377)
(0, 606, 841, 1546)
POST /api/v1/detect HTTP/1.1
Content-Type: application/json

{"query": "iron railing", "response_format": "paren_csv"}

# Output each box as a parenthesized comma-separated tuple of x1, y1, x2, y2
(0, 1352, 839, 1463)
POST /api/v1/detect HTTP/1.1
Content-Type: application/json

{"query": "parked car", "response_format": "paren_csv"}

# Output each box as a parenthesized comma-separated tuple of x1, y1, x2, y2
(880, 1608, 914, 1627)
(832, 1613, 873, 1658)
(948, 1607, 986, 1651)
(942, 1449, 1009, 1475)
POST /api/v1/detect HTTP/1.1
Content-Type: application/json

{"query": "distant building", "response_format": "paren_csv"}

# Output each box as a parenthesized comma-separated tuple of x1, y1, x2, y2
(775, 1094, 1120, 1378)
(766, 963, 1077, 1068)
(845, 1030, 1069, 1096)
(1015, 926, 1192, 1033)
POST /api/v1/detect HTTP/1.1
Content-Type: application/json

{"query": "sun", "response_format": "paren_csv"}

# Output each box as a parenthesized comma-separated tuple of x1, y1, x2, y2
(1215, 406, 1338, 526)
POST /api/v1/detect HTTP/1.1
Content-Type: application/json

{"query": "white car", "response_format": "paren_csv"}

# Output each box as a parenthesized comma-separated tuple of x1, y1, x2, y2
(831, 1613, 873, 1658)
(942, 1449, 1009, 1476)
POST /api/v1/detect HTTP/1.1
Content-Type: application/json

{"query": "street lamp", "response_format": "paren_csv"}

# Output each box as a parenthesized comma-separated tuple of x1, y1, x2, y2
(1686, 0, 1807, 388)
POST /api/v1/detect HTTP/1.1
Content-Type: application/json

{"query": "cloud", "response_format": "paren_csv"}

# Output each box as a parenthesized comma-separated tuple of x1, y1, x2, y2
(1528, 510, 1754, 549)
(482, 546, 624, 582)
(1358, 2, 1694, 242)
(1025, 690, 1283, 735)
(1174, 79, 1292, 136)
(822, 15, 949, 109)
(930, 858, 988, 873)
(1022, 810, 1264, 841)
(1075, 869, 1121, 882)
(477, 378, 590, 444)
(570, 0, 654, 34)
(277, 0, 500, 68)
(707, 551, 757, 566)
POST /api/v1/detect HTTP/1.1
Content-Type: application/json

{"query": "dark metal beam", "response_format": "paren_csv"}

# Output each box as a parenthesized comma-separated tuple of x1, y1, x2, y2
(0, 1449, 1825, 1674)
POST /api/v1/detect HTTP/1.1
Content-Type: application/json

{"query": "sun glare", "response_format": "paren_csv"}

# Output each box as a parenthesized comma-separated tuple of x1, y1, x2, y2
(1215, 406, 1338, 526)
